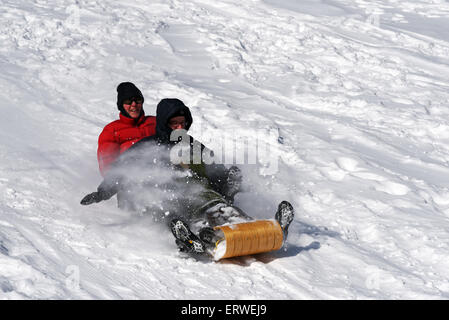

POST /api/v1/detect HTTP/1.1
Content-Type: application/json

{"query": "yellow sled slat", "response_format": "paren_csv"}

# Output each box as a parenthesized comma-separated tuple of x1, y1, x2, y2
(213, 219, 284, 260)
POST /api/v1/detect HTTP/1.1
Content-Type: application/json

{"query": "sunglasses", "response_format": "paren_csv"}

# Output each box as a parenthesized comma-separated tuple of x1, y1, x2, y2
(123, 97, 143, 105)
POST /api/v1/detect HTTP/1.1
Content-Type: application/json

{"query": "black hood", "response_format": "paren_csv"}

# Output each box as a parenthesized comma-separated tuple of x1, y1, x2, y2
(156, 98, 193, 142)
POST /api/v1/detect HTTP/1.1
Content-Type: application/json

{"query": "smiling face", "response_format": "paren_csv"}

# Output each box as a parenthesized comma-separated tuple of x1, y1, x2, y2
(122, 98, 143, 119)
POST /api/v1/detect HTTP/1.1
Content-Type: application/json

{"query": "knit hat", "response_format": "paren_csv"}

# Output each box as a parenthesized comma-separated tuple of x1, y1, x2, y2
(116, 82, 144, 117)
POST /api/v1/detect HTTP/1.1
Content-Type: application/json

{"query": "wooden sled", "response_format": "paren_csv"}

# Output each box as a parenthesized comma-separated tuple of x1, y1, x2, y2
(212, 219, 284, 261)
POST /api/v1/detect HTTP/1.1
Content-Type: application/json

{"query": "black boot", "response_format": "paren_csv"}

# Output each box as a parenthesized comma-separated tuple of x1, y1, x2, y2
(170, 219, 206, 254)
(275, 201, 294, 240)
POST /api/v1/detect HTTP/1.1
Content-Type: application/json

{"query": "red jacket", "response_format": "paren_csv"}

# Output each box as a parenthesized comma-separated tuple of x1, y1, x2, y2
(97, 112, 156, 176)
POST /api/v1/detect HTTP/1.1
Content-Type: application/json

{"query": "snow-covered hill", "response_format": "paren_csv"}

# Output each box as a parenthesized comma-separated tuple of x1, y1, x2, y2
(1, 0, 449, 299)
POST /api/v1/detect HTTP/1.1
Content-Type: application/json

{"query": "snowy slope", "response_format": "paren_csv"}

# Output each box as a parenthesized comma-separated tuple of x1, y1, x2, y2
(1, 0, 449, 299)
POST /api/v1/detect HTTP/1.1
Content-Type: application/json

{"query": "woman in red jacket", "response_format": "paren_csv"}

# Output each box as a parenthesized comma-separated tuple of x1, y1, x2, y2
(97, 82, 156, 177)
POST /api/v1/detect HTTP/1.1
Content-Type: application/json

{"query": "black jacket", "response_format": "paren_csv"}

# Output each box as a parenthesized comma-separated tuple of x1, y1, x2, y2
(93, 99, 238, 205)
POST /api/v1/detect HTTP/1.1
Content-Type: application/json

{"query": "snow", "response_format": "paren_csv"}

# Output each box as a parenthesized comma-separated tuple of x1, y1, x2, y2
(1, 0, 449, 299)
(213, 240, 227, 262)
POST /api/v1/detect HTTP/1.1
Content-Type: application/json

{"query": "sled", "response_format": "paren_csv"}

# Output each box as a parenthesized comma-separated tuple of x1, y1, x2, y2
(212, 219, 284, 261)
(171, 201, 294, 261)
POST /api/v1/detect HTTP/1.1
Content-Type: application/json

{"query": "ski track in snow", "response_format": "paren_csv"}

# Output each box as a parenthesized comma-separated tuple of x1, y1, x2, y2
(1, 0, 449, 299)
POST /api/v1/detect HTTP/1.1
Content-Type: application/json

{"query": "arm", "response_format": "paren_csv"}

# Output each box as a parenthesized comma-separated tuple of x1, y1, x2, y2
(97, 125, 120, 177)
(193, 142, 243, 203)
(80, 174, 121, 205)
(205, 164, 242, 203)
(82, 139, 150, 206)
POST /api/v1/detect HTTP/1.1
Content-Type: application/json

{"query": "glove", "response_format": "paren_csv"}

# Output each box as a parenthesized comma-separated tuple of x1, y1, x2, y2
(80, 175, 121, 206)
(80, 192, 104, 205)
(80, 187, 116, 205)
(223, 166, 242, 203)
